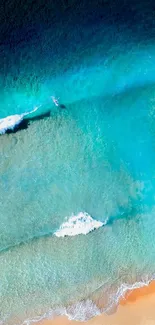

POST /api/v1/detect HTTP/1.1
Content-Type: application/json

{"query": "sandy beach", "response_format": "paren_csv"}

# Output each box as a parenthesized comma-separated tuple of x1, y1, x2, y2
(38, 281, 155, 325)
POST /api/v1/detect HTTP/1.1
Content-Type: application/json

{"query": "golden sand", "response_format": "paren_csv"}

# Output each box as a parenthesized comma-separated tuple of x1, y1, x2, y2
(38, 281, 155, 325)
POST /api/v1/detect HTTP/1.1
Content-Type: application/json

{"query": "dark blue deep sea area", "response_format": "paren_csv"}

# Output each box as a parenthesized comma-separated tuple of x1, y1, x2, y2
(1, 0, 155, 324)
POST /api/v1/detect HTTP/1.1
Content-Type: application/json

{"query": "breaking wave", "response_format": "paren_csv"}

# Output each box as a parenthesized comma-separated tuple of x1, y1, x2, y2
(0, 106, 39, 135)
(54, 212, 105, 237)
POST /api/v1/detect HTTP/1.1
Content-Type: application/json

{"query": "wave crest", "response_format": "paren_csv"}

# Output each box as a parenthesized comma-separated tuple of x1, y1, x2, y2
(0, 106, 39, 135)
(54, 212, 104, 237)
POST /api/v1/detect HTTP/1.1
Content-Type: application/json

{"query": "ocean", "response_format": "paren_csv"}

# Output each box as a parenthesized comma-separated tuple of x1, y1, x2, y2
(1, 0, 155, 324)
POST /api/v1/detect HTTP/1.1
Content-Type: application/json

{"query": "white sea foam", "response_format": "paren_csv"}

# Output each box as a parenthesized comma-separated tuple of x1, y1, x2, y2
(65, 299, 101, 321)
(54, 212, 104, 237)
(103, 275, 155, 314)
(0, 106, 39, 135)
(19, 276, 155, 325)
(21, 300, 101, 325)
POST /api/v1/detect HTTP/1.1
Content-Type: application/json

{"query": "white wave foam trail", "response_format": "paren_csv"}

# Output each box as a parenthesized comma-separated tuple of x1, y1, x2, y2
(65, 299, 101, 321)
(54, 212, 104, 237)
(104, 275, 155, 314)
(20, 277, 155, 325)
(21, 299, 101, 325)
(0, 106, 39, 135)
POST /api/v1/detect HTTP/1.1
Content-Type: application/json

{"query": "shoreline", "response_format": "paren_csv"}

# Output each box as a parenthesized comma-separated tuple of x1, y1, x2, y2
(37, 280, 155, 325)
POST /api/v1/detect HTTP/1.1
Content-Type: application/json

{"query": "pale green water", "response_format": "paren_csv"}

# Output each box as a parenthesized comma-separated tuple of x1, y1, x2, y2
(1, 82, 155, 324)
(1, 1, 155, 323)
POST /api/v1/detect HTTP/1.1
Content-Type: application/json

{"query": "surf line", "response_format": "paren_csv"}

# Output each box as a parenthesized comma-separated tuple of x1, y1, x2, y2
(0, 105, 40, 135)
(0, 95, 67, 135)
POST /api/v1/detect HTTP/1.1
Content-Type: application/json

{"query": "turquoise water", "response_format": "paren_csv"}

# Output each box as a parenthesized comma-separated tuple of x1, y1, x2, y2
(1, 1, 155, 324)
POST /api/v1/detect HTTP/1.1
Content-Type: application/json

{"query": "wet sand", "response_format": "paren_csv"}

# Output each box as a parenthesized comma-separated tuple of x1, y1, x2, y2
(38, 281, 155, 325)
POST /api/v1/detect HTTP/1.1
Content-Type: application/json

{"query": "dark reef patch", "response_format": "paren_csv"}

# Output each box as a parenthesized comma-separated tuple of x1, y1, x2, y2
(59, 104, 66, 109)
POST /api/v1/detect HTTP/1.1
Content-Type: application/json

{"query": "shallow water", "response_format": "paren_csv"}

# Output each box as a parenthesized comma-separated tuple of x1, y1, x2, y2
(1, 0, 155, 324)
